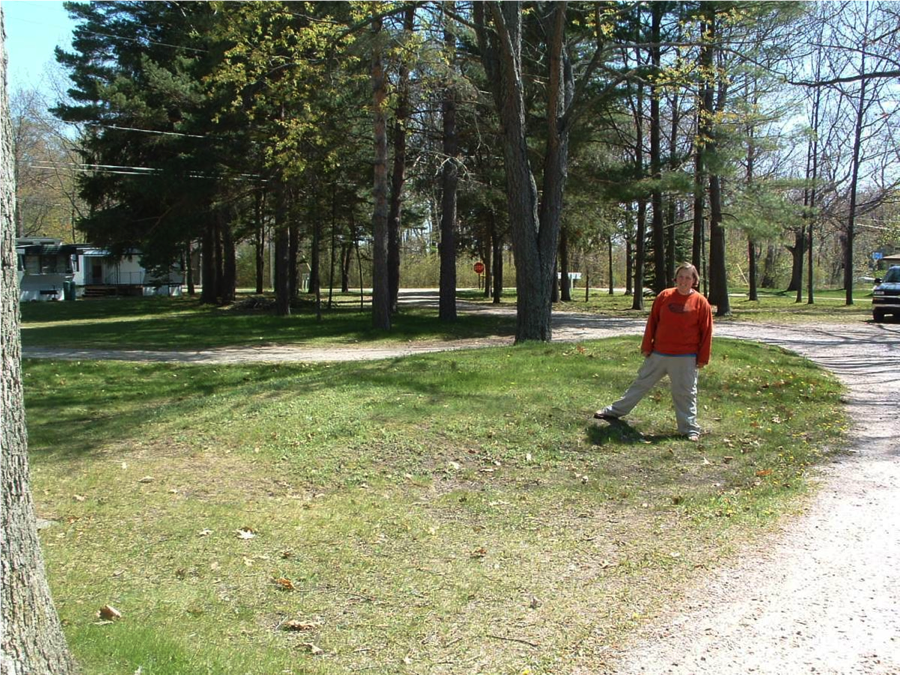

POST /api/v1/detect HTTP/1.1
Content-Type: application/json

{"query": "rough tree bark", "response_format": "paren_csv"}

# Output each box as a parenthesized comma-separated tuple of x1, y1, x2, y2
(439, 2, 458, 322)
(370, 16, 391, 331)
(649, 1, 667, 293)
(475, 1, 572, 342)
(388, 6, 414, 314)
(491, 212, 504, 303)
(273, 181, 290, 316)
(254, 189, 265, 294)
(2, 10, 77, 671)
(559, 227, 571, 302)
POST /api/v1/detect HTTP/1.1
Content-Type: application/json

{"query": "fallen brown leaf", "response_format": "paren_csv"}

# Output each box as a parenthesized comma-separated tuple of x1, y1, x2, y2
(98, 605, 122, 621)
(281, 619, 323, 632)
(273, 577, 295, 591)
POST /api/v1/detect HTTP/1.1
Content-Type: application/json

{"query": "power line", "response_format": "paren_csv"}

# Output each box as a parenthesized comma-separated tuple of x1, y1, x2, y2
(86, 123, 210, 139)
(26, 162, 267, 183)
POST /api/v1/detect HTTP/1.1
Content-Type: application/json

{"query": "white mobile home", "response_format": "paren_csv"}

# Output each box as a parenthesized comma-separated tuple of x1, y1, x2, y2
(16, 238, 76, 302)
(16, 238, 184, 301)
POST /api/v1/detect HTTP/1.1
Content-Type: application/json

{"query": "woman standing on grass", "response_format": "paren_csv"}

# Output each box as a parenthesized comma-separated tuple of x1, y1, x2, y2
(594, 263, 713, 441)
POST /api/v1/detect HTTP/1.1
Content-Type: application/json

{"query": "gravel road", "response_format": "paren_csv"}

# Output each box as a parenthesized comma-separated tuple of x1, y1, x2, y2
(22, 302, 900, 674)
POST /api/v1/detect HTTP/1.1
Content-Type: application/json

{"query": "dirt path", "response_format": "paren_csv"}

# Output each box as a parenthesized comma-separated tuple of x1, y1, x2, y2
(606, 320, 900, 675)
(23, 301, 900, 673)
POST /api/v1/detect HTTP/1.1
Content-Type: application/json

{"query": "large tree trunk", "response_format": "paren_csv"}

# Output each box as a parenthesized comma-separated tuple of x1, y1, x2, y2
(692, 16, 713, 276)
(666, 91, 680, 282)
(340, 241, 352, 293)
(748, 241, 759, 302)
(273, 182, 290, 316)
(807, 47, 823, 305)
(761, 244, 778, 288)
(631, 81, 646, 311)
(476, 1, 571, 342)
(221, 215, 236, 305)
(439, 3, 458, 322)
(559, 227, 571, 302)
(745, 86, 759, 303)
(370, 16, 391, 330)
(307, 215, 319, 298)
(254, 189, 265, 294)
(608, 235, 615, 295)
(649, 2, 667, 293)
(786, 231, 805, 293)
(844, 42, 868, 305)
(200, 217, 216, 304)
(632, 199, 647, 310)
(2, 12, 77, 670)
(708, 172, 730, 315)
(706, 16, 730, 316)
(185, 240, 195, 296)
(482, 234, 492, 299)
(625, 227, 633, 296)
(492, 216, 503, 303)
(388, 6, 414, 314)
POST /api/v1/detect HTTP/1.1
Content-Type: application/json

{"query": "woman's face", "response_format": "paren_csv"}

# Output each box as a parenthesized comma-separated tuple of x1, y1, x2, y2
(675, 269, 695, 295)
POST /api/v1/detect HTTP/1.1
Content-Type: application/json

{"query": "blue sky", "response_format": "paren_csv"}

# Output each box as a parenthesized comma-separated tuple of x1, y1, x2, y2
(3, 1, 78, 95)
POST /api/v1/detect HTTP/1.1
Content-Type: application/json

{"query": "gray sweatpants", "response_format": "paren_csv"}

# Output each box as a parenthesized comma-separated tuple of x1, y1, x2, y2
(605, 353, 700, 435)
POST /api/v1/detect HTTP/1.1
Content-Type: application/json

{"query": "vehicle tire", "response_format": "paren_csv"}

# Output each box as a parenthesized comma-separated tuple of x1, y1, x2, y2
(873, 309, 886, 322)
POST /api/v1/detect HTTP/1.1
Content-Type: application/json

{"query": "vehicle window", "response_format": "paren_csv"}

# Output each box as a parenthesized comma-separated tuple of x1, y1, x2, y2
(884, 268, 900, 283)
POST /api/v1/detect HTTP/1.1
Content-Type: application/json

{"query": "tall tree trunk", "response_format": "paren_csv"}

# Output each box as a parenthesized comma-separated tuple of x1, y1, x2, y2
(807, 44, 823, 305)
(786, 232, 805, 294)
(748, 241, 758, 302)
(608, 234, 615, 295)
(200, 217, 216, 304)
(328, 182, 338, 310)
(388, 6, 414, 314)
(222, 216, 236, 305)
(745, 83, 759, 303)
(483, 233, 492, 299)
(706, 16, 729, 316)
(692, 16, 713, 275)
(370, 16, 391, 330)
(2, 12, 77, 669)
(632, 199, 647, 310)
(625, 225, 633, 296)
(213, 214, 224, 302)
(476, 1, 571, 342)
(666, 91, 680, 281)
(254, 189, 265, 294)
(185, 240, 195, 296)
(649, 2, 666, 293)
(559, 226, 571, 302)
(341, 241, 352, 293)
(439, 3, 458, 322)
(492, 217, 503, 303)
(708, 172, 730, 315)
(761, 244, 778, 289)
(631, 81, 646, 311)
(307, 216, 318, 298)
(844, 20, 869, 306)
(273, 182, 290, 316)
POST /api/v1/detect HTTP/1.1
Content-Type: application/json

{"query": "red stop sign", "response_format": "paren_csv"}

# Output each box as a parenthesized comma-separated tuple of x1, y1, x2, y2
(474, 261, 485, 274)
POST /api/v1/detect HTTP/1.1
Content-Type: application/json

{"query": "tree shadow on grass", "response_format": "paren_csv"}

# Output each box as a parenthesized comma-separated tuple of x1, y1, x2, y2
(586, 417, 682, 446)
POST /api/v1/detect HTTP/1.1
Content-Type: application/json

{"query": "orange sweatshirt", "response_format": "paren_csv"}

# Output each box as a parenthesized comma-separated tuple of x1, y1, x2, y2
(640, 288, 713, 366)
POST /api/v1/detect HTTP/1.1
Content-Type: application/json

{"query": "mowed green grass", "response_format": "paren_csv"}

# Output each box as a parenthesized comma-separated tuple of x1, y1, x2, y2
(20, 285, 881, 355)
(465, 286, 878, 324)
(26, 338, 846, 674)
(20, 294, 515, 350)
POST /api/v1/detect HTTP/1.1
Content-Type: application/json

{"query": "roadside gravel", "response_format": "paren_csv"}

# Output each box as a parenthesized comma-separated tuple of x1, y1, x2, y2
(22, 304, 900, 674)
